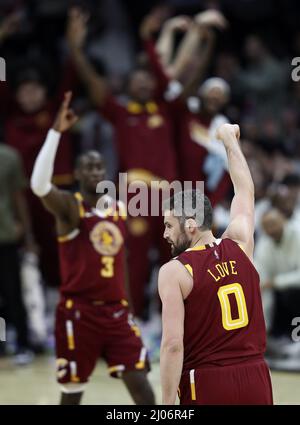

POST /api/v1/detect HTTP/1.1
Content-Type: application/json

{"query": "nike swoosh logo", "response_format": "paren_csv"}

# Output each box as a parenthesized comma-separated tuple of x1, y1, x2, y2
(113, 309, 125, 319)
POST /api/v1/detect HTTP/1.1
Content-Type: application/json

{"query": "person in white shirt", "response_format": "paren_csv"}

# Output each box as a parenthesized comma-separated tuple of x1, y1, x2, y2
(255, 208, 300, 337)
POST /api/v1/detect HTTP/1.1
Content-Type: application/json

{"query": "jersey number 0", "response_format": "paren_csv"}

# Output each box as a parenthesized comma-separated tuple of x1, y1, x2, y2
(217, 283, 249, 331)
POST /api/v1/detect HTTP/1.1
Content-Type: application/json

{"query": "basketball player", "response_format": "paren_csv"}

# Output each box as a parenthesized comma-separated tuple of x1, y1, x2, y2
(30, 92, 155, 405)
(159, 123, 273, 405)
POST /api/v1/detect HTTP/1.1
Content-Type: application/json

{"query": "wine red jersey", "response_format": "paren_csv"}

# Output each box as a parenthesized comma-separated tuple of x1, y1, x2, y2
(58, 193, 128, 303)
(98, 96, 177, 183)
(176, 238, 266, 371)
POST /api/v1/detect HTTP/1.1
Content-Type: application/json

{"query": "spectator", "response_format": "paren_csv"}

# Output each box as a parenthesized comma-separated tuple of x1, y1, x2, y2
(0, 143, 34, 364)
(270, 175, 300, 229)
(255, 209, 300, 359)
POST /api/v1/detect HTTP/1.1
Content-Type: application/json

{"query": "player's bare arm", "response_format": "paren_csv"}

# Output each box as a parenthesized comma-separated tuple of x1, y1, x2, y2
(31, 92, 79, 234)
(217, 123, 255, 259)
(67, 7, 109, 108)
(171, 10, 227, 94)
(158, 260, 189, 405)
(154, 15, 192, 78)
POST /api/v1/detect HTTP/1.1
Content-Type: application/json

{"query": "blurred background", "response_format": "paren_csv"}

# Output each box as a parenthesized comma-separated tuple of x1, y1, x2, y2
(0, 0, 300, 404)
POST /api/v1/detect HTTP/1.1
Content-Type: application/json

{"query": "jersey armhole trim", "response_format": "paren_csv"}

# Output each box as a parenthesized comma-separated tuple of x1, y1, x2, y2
(58, 228, 80, 243)
(184, 264, 193, 277)
(74, 192, 85, 218)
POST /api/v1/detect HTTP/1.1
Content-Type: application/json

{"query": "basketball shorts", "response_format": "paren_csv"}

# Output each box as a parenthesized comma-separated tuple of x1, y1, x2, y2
(179, 359, 273, 405)
(55, 298, 150, 384)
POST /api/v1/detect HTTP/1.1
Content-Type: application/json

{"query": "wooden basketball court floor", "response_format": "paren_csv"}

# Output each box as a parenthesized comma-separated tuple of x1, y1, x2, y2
(0, 356, 299, 404)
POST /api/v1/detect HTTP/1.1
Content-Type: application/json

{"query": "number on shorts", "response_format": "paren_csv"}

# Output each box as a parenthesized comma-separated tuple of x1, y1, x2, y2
(217, 283, 249, 330)
(100, 256, 115, 278)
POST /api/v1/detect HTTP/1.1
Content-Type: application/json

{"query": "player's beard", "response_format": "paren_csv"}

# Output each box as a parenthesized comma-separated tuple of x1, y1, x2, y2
(171, 232, 191, 256)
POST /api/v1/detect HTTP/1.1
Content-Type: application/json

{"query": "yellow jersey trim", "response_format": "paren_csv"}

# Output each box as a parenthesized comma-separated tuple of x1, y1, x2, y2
(238, 243, 246, 253)
(74, 192, 85, 218)
(57, 228, 80, 243)
(186, 245, 206, 252)
(184, 264, 193, 277)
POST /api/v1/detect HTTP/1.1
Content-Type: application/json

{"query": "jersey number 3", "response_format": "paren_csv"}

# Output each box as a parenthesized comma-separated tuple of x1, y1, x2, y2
(217, 283, 249, 331)
(101, 256, 115, 278)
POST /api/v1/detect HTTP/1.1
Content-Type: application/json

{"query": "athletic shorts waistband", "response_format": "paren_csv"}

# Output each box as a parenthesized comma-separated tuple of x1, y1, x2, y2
(59, 296, 129, 309)
(182, 355, 265, 372)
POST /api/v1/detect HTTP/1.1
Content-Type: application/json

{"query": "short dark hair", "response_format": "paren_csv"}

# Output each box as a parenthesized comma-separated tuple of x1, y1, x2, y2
(75, 150, 105, 169)
(164, 189, 213, 230)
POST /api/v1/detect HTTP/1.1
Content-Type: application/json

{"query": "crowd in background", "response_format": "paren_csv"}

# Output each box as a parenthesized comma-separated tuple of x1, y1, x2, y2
(0, 0, 300, 369)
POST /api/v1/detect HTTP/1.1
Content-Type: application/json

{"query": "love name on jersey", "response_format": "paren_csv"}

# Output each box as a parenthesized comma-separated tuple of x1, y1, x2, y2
(207, 260, 237, 282)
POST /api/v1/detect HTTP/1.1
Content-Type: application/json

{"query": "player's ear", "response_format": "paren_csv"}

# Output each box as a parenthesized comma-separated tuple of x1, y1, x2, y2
(185, 218, 197, 232)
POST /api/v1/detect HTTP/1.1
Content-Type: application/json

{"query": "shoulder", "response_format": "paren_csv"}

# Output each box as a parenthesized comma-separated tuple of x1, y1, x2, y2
(158, 259, 192, 285)
(159, 259, 183, 275)
(159, 259, 193, 301)
(222, 236, 254, 260)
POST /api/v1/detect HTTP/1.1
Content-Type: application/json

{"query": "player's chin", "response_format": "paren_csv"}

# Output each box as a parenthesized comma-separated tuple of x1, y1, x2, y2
(88, 182, 99, 193)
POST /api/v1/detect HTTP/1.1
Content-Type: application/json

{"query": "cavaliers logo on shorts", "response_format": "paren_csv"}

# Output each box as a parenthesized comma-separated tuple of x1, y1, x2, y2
(89, 221, 124, 256)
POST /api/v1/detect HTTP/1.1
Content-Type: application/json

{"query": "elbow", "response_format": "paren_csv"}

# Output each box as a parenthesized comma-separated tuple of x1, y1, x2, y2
(161, 338, 183, 354)
(30, 174, 51, 198)
(30, 174, 39, 196)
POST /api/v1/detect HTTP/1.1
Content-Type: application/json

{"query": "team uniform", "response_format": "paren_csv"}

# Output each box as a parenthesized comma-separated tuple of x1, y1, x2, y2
(55, 193, 149, 385)
(98, 88, 177, 317)
(176, 238, 273, 405)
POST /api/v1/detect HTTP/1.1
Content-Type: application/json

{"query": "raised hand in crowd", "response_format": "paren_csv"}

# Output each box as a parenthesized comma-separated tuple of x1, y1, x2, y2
(52, 91, 79, 134)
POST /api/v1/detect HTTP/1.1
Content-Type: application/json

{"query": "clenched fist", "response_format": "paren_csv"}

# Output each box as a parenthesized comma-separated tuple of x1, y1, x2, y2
(216, 123, 240, 142)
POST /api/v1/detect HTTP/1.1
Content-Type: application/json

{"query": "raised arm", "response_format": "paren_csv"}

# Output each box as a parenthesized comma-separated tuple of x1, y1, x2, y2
(177, 10, 228, 96)
(155, 16, 192, 79)
(66, 7, 109, 108)
(31, 92, 79, 228)
(217, 124, 255, 259)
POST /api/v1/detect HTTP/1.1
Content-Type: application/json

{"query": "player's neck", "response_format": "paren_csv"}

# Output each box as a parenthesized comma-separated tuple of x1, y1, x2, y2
(81, 190, 101, 208)
(190, 231, 216, 248)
